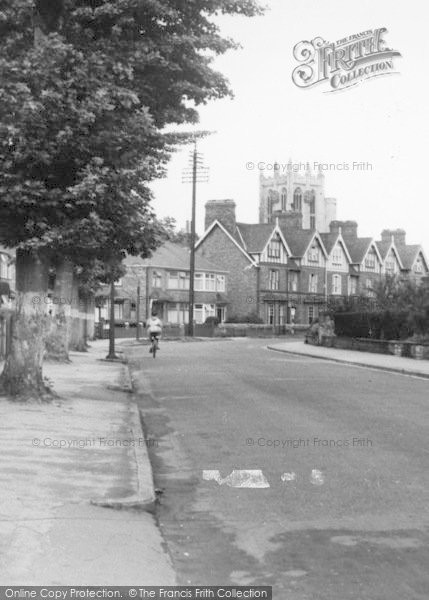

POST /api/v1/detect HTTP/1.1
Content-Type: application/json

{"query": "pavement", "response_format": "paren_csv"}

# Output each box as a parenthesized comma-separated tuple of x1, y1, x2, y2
(0, 339, 175, 586)
(126, 337, 429, 599)
(268, 338, 429, 378)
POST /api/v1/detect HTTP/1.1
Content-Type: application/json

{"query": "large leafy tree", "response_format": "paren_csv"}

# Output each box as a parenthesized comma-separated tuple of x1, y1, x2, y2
(0, 0, 263, 398)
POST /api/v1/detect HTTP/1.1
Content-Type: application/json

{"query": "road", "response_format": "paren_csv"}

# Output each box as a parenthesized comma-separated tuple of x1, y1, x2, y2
(128, 338, 429, 599)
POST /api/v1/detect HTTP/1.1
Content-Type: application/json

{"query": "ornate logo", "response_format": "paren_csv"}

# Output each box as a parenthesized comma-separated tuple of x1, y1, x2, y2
(292, 28, 401, 92)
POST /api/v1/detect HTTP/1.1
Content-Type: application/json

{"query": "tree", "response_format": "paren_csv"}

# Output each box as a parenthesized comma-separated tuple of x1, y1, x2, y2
(0, 0, 264, 398)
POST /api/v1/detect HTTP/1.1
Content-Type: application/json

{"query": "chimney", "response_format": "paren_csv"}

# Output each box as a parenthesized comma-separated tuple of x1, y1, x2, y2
(272, 210, 303, 230)
(329, 220, 358, 238)
(205, 199, 236, 234)
(381, 228, 406, 246)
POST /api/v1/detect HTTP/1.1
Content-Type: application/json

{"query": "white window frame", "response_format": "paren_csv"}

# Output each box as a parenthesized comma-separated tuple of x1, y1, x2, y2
(194, 273, 204, 291)
(167, 271, 179, 289)
(308, 245, 319, 263)
(332, 274, 342, 295)
(216, 274, 226, 292)
(205, 273, 216, 291)
(269, 269, 280, 291)
(309, 273, 318, 293)
(268, 239, 281, 259)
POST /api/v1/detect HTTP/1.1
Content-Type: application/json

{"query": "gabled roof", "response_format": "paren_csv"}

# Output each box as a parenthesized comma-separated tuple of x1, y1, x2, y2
(320, 233, 338, 255)
(195, 220, 258, 267)
(396, 244, 428, 271)
(375, 240, 404, 269)
(342, 236, 382, 265)
(280, 227, 328, 259)
(320, 232, 353, 263)
(235, 223, 276, 253)
(279, 228, 315, 257)
(124, 241, 227, 273)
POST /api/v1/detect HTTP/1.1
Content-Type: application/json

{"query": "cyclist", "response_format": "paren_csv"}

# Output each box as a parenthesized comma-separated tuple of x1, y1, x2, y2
(146, 311, 163, 353)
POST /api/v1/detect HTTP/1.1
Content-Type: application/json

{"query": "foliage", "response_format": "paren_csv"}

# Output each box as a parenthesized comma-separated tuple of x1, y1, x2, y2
(226, 312, 263, 324)
(204, 316, 220, 326)
(0, 0, 264, 276)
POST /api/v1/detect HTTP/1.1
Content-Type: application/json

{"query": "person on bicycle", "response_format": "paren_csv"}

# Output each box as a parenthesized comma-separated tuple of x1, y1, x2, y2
(146, 311, 163, 353)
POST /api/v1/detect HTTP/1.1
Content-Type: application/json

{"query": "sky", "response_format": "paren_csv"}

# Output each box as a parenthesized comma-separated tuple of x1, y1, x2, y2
(150, 0, 429, 249)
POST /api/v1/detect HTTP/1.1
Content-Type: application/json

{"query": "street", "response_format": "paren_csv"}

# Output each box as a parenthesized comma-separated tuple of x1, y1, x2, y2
(128, 338, 429, 600)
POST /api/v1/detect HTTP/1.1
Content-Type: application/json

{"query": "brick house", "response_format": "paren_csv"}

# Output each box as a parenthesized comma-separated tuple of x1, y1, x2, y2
(320, 227, 356, 299)
(378, 229, 429, 283)
(196, 200, 332, 325)
(95, 241, 229, 327)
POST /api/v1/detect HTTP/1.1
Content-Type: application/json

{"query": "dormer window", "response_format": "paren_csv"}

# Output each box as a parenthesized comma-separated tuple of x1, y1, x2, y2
(268, 239, 281, 259)
(308, 245, 319, 263)
(365, 250, 376, 271)
(415, 257, 423, 273)
(332, 247, 343, 266)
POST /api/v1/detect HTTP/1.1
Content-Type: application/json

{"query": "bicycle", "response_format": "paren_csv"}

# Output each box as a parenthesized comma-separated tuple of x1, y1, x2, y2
(149, 333, 160, 358)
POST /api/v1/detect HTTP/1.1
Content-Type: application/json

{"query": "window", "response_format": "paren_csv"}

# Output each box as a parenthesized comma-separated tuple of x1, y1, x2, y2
(308, 245, 319, 263)
(167, 271, 179, 289)
(310, 216, 316, 229)
(385, 255, 396, 275)
(269, 270, 280, 290)
(366, 278, 375, 297)
(205, 273, 216, 291)
(332, 247, 343, 267)
(194, 304, 204, 324)
(281, 188, 287, 211)
(152, 271, 162, 288)
(309, 273, 318, 293)
(288, 272, 298, 292)
(114, 302, 123, 320)
(179, 272, 190, 290)
(308, 306, 315, 324)
(167, 303, 179, 324)
(293, 188, 302, 212)
(267, 304, 274, 325)
(348, 277, 357, 295)
(216, 274, 226, 292)
(267, 190, 277, 216)
(332, 274, 342, 295)
(365, 250, 376, 271)
(415, 257, 423, 273)
(194, 273, 204, 291)
(268, 239, 281, 259)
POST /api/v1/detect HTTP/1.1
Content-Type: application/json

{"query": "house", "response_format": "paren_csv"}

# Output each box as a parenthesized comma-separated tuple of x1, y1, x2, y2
(379, 229, 429, 283)
(95, 241, 229, 326)
(320, 226, 356, 298)
(196, 200, 332, 325)
(334, 222, 383, 297)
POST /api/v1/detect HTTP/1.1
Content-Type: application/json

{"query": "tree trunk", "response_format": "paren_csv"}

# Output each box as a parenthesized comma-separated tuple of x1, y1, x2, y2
(44, 258, 74, 362)
(0, 249, 52, 400)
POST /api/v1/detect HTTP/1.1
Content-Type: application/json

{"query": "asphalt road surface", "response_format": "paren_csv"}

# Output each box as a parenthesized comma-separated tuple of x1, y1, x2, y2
(128, 338, 429, 600)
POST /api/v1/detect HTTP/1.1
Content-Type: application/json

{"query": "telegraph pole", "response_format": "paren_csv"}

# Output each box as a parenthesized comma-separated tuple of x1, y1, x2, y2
(189, 143, 197, 335)
(182, 141, 209, 336)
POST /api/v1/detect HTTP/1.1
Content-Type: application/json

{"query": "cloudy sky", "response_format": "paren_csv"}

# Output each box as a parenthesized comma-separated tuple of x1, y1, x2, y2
(150, 0, 428, 248)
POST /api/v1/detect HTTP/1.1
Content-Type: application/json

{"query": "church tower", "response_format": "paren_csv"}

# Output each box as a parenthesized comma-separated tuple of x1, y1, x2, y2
(259, 161, 336, 232)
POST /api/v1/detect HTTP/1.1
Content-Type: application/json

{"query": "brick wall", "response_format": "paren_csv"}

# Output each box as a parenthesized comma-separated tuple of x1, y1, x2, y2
(196, 226, 258, 320)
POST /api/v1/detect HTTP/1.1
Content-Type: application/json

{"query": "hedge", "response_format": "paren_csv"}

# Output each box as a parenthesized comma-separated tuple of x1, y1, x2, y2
(334, 310, 411, 340)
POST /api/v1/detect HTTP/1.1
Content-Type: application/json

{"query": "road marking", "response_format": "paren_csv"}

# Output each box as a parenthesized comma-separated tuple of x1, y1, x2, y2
(203, 469, 270, 488)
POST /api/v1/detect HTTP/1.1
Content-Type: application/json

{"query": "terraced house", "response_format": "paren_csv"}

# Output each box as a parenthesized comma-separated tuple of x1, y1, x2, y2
(196, 189, 428, 326)
(95, 241, 229, 328)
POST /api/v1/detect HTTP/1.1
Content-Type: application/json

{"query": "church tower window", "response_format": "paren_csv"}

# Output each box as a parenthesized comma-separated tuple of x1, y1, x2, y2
(281, 188, 287, 211)
(293, 188, 302, 212)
